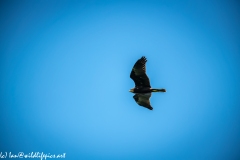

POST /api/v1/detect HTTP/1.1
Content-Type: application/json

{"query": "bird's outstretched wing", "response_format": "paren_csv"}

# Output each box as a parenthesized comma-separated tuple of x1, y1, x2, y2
(133, 93, 153, 110)
(130, 56, 151, 88)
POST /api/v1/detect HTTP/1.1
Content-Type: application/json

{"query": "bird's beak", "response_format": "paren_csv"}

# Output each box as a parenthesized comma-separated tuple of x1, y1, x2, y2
(129, 89, 134, 92)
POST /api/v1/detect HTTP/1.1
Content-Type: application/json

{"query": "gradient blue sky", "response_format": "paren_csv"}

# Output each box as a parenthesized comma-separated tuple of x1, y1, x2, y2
(1, 0, 240, 159)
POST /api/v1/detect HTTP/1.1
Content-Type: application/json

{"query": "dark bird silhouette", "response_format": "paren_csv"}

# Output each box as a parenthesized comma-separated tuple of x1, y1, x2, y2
(129, 56, 166, 110)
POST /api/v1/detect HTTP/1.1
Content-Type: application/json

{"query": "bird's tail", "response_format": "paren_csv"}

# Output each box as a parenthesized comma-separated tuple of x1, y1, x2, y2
(151, 88, 166, 92)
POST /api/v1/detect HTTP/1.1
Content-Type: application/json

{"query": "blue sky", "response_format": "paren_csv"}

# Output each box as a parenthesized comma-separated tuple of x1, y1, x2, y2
(1, 0, 240, 159)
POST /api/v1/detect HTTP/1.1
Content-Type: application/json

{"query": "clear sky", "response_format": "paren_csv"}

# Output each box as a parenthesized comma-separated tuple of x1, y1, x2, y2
(1, 0, 240, 159)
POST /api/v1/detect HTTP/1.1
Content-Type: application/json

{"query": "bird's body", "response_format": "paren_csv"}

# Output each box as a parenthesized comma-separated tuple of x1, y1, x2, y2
(130, 87, 166, 93)
(129, 56, 166, 110)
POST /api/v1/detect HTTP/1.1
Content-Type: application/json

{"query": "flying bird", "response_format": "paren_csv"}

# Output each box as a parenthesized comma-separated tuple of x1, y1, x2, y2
(129, 56, 166, 110)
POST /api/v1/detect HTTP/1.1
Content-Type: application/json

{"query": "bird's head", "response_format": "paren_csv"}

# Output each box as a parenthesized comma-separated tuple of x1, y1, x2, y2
(129, 88, 134, 93)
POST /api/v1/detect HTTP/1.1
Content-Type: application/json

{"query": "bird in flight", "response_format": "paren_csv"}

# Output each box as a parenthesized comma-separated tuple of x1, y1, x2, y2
(129, 56, 166, 110)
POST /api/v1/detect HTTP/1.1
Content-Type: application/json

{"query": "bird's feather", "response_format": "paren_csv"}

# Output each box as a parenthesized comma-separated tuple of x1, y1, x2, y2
(133, 93, 153, 110)
(130, 56, 151, 88)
